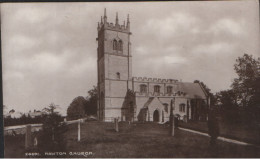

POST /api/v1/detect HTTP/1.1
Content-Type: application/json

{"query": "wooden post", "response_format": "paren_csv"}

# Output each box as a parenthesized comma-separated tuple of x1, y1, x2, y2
(170, 98, 175, 136)
(78, 119, 81, 142)
(25, 124, 32, 149)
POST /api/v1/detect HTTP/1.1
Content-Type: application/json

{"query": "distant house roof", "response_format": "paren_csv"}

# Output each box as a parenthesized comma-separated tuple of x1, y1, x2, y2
(177, 82, 207, 99)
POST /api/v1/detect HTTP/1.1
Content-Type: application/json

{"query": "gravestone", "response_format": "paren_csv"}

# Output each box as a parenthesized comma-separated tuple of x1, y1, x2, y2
(33, 136, 38, 147)
(114, 118, 119, 132)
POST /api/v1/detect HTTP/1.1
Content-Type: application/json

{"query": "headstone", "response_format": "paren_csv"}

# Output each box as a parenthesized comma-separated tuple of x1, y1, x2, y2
(78, 119, 81, 142)
(183, 115, 188, 123)
(25, 125, 32, 149)
(114, 118, 119, 132)
(33, 136, 38, 147)
(64, 118, 67, 122)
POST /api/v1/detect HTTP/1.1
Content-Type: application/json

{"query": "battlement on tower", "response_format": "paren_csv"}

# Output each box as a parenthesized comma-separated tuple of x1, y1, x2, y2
(132, 77, 178, 83)
(97, 8, 131, 34)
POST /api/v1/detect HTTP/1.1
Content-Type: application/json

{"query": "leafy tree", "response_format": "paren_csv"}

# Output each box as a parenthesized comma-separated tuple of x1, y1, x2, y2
(67, 96, 87, 120)
(85, 86, 98, 115)
(215, 89, 239, 123)
(231, 54, 259, 107)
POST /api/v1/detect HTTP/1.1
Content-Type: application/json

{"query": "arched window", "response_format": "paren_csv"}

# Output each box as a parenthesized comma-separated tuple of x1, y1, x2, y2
(154, 85, 160, 93)
(116, 72, 120, 79)
(179, 103, 185, 112)
(140, 84, 147, 93)
(167, 86, 173, 94)
(118, 40, 123, 51)
(163, 103, 168, 113)
(113, 39, 117, 50)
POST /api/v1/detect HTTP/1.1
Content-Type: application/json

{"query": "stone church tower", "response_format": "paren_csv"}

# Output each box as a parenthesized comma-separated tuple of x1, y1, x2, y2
(97, 9, 132, 121)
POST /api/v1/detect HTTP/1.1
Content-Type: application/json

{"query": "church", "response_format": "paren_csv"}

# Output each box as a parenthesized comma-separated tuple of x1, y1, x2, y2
(96, 9, 209, 122)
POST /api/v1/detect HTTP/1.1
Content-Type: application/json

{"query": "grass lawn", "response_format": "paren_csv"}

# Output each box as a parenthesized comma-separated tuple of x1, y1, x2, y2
(179, 120, 260, 145)
(4, 121, 260, 158)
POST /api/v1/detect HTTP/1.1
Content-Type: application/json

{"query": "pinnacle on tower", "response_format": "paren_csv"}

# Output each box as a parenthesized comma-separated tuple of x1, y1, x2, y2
(101, 16, 103, 24)
(126, 14, 130, 30)
(115, 12, 119, 25)
(104, 8, 107, 23)
(97, 22, 100, 30)
(127, 14, 130, 23)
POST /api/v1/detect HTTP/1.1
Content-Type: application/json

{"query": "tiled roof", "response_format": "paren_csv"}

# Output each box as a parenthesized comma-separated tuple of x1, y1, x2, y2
(177, 82, 207, 99)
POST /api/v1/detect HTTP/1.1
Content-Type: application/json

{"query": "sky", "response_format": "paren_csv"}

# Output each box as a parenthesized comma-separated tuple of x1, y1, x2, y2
(1, 1, 260, 115)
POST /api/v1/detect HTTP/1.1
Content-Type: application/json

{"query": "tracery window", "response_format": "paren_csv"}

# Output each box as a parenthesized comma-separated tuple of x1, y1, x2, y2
(154, 85, 160, 93)
(113, 39, 117, 50)
(140, 84, 147, 93)
(179, 103, 185, 112)
(118, 40, 123, 51)
(167, 86, 173, 94)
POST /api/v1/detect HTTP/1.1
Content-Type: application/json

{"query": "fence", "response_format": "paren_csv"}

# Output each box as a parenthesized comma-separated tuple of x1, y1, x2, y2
(4, 119, 84, 135)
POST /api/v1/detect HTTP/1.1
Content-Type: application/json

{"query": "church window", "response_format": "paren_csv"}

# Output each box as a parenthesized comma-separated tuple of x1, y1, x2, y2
(154, 85, 160, 93)
(179, 103, 185, 112)
(113, 39, 117, 50)
(118, 40, 123, 51)
(167, 86, 173, 94)
(116, 72, 120, 79)
(140, 84, 147, 93)
(163, 103, 168, 113)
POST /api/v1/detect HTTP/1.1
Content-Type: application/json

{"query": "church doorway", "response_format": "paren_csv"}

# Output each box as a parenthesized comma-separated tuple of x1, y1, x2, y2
(153, 110, 159, 122)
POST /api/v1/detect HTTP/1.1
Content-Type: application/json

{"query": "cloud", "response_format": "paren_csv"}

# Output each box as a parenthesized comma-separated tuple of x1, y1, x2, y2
(143, 12, 198, 39)
(209, 18, 245, 36)
(192, 42, 234, 56)
(13, 6, 50, 24)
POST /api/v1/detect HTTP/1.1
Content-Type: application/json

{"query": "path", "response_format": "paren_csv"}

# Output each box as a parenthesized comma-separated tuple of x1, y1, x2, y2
(179, 127, 254, 146)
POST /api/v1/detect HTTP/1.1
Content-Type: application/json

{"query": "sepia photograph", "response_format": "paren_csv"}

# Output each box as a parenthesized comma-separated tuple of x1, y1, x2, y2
(1, 1, 260, 158)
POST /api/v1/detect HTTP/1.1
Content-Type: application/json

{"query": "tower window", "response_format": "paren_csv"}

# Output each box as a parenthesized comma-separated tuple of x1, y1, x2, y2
(118, 40, 123, 51)
(113, 39, 117, 50)
(179, 103, 185, 112)
(116, 72, 120, 79)
(154, 85, 160, 93)
(167, 86, 173, 94)
(140, 84, 147, 93)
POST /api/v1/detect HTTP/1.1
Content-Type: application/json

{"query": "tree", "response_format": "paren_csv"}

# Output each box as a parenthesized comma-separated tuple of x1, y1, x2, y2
(37, 103, 66, 155)
(231, 54, 259, 107)
(215, 90, 239, 123)
(67, 96, 87, 120)
(85, 86, 98, 115)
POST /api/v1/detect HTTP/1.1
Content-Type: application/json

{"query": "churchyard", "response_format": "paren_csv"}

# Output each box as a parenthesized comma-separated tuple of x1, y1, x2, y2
(4, 121, 260, 158)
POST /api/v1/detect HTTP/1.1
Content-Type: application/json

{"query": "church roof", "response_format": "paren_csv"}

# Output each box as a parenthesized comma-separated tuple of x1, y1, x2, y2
(177, 82, 207, 99)
(143, 97, 165, 109)
(143, 97, 154, 109)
